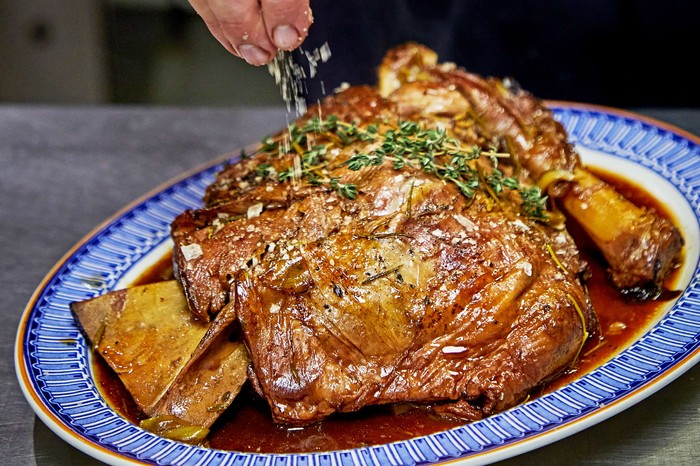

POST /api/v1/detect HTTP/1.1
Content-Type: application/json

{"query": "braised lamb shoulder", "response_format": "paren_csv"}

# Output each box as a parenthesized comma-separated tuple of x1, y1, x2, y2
(170, 70, 602, 425)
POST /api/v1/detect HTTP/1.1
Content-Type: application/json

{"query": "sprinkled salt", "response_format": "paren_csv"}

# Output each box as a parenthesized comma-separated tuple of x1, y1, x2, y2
(247, 202, 264, 219)
(267, 42, 332, 116)
(181, 243, 203, 261)
(442, 346, 467, 354)
(511, 219, 530, 232)
(517, 261, 533, 276)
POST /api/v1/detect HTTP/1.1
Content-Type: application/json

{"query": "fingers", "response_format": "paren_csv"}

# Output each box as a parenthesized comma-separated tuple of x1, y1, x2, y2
(188, 0, 313, 66)
(208, 0, 277, 65)
(260, 0, 312, 51)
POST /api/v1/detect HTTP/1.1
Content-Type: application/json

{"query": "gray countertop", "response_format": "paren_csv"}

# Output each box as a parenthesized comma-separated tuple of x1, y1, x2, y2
(2, 105, 699, 465)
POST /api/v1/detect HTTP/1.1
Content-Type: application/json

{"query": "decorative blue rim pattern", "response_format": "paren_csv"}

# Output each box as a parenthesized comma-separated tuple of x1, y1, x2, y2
(15, 104, 700, 466)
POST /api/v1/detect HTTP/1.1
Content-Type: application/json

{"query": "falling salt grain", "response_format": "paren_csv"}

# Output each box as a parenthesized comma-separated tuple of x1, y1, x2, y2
(319, 42, 331, 61)
(267, 42, 332, 116)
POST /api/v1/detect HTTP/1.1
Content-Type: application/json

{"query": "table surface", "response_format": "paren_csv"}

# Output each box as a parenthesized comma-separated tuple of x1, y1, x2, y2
(2, 104, 699, 466)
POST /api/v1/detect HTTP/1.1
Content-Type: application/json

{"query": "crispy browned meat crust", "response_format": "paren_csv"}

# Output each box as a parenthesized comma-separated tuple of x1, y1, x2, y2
(171, 77, 596, 424)
(376, 42, 682, 297)
(170, 42, 683, 425)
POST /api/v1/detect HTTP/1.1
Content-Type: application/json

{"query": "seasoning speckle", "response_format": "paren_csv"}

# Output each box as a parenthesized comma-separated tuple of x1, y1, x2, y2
(181, 243, 203, 261)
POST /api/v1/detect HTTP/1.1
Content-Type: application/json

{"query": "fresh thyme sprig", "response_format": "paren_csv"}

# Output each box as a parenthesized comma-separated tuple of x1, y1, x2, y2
(485, 162, 548, 219)
(342, 121, 489, 198)
(257, 115, 365, 199)
(257, 115, 548, 218)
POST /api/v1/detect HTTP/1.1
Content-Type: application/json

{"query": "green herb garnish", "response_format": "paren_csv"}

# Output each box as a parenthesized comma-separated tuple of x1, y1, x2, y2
(257, 116, 548, 218)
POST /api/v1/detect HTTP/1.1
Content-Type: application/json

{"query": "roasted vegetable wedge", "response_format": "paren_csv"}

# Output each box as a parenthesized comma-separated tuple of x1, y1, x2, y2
(71, 280, 250, 435)
(71, 280, 209, 414)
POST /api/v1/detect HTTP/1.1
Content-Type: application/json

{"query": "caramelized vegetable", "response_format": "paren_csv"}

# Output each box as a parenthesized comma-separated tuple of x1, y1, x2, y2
(71, 281, 209, 413)
(140, 415, 209, 445)
(71, 280, 251, 429)
(151, 301, 250, 428)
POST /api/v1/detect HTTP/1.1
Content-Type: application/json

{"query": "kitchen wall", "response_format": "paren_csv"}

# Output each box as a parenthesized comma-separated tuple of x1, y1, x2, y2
(0, 0, 108, 103)
(0, 0, 284, 106)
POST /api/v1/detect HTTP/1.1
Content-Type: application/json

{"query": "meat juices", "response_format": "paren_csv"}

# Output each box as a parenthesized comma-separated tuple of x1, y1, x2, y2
(170, 48, 609, 425)
(71, 43, 682, 441)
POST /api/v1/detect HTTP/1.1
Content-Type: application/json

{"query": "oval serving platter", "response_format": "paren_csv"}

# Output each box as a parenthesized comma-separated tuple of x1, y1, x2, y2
(15, 104, 700, 466)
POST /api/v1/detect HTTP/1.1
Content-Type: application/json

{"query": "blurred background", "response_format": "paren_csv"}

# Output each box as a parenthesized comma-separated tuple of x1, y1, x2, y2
(0, 0, 285, 106)
(0, 0, 697, 108)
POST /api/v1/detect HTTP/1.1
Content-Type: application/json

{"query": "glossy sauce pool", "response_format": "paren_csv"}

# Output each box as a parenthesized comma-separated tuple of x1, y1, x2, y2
(92, 168, 683, 453)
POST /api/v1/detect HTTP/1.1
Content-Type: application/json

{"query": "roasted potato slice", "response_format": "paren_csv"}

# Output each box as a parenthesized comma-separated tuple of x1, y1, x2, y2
(151, 301, 250, 428)
(71, 280, 209, 414)
(72, 280, 252, 442)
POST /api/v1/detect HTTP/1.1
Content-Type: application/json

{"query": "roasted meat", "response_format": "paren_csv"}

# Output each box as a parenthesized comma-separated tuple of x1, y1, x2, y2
(68, 43, 685, 439)
(377, 43, 683, 297)
(170, 56, 603, 424)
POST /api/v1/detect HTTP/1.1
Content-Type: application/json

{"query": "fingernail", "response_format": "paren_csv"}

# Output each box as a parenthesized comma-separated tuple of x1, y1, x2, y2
(239, 44, 270, 65)
(272, 25, 300, 50)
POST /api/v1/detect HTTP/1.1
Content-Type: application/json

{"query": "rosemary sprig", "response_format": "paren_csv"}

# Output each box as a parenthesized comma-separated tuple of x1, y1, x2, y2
(257, 116, 548, 218)
(361, 265, 403, 285)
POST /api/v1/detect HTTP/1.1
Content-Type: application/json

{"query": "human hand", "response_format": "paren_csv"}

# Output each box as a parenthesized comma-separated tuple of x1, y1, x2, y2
(188, 0, 312, 65)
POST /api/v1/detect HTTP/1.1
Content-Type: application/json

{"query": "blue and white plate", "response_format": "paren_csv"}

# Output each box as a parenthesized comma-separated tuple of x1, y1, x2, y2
(15, 104, 700, 466)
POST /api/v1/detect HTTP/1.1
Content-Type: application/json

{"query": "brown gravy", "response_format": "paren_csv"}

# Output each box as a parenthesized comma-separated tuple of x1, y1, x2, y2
(93, 167, 682, 453)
